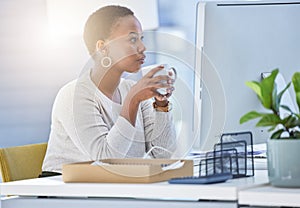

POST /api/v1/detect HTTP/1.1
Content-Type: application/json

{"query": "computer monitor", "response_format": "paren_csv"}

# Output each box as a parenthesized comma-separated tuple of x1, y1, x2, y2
(194, 1, 300, 151)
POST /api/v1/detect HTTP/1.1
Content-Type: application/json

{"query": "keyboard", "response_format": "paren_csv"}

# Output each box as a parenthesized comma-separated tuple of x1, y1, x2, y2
(168, 172, 233, 184)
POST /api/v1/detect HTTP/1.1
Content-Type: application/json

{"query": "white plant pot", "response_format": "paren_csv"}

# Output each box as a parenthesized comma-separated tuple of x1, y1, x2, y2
(267, 139, 300, 187)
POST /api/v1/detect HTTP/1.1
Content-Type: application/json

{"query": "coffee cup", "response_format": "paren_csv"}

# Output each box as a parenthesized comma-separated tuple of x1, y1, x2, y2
(154, 64, 177, 95)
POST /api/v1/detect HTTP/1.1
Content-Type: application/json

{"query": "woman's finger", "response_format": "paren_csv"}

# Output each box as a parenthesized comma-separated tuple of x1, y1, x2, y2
(160, 86, 175, 99)
(151, 75, 170, 83)
(152, 82, 172, 90)
(144, 65, 164, 77)
(154, 93, 167, 101)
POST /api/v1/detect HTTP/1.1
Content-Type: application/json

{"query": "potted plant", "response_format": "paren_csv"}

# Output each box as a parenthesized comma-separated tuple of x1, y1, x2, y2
(240, 69, 300, 187)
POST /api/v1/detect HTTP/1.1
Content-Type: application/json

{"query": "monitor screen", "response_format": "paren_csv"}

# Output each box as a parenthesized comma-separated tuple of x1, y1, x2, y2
(194, 1, 300, 151)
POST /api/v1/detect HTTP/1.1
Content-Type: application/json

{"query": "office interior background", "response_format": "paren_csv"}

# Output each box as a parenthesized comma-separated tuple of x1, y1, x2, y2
(0, 0, 199, 149)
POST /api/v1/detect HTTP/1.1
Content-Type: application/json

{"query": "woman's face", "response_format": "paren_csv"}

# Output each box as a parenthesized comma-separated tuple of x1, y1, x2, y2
(104, 15, 146, 73)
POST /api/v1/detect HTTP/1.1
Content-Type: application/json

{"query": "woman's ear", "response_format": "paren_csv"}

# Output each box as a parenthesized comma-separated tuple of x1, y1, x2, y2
(95, 40, 105, 52)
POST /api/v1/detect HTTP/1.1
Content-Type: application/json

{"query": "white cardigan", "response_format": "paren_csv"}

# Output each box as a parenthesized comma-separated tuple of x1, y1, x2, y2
(42, 70, 176, 172)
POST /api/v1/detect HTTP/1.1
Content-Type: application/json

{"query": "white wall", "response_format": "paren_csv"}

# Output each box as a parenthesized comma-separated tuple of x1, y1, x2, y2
(0, 0, 89, 147)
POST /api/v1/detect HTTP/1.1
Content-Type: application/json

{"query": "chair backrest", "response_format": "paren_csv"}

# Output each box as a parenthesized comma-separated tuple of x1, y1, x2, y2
(0, 143, 47, 182)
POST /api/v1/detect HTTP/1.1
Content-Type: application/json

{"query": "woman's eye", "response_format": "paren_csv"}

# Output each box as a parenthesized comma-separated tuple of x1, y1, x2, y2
(130, 37, 137, 43)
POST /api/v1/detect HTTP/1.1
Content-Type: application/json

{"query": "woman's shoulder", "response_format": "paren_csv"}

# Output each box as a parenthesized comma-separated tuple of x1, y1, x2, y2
(56, 80, 77, 98)
(50, 80, 77, 110)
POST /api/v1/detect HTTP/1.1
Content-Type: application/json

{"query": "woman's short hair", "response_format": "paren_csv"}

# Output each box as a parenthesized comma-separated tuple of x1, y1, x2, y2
(83, 5, 134, 56)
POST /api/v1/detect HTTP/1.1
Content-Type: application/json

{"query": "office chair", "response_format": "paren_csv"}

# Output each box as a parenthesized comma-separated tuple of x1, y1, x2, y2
(0, 143, 47, 182)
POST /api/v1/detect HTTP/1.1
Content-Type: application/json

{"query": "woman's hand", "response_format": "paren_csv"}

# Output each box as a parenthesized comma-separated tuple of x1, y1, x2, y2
(154, 69, 175, 102)
(130, 65, 175, 102)
(120, 65, 175, 125)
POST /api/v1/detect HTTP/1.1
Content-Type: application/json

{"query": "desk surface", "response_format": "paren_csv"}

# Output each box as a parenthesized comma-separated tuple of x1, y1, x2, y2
(239, 184, 300, 207)
(1, 170, 268, 201)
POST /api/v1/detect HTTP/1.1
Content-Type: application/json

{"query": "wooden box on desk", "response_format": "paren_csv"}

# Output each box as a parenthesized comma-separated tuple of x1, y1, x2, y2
(62, 158, 193, 183)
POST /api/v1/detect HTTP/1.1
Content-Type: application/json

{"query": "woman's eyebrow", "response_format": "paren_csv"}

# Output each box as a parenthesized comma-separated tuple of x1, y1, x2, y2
(128, 32, 143, 37)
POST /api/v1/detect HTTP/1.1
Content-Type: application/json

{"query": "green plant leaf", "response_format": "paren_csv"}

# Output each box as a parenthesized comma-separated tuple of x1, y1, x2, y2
(292, 72, 300, 112)
(283, 115, 297, 128)
(281, 105, 293, 114)
(245, 81, 263, 103)
(292, 72, 300, 92)
(295, 113, 300, 120)
(296, 92, 300, 112)
(268, 125, 278, 132)
(271, 129, 285, 139)
(256, 113, 281, 127)
(272, 82, 279, 112)
(260, 69, 278, 110)
(283, 115, 300, 129)
(292, 131, 300, 138)
(275, 82, 291, 113)
(240, 111, 264, 124)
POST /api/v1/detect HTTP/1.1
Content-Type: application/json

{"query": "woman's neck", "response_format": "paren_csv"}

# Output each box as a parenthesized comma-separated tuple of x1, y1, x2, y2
(91, 66, 122, 100)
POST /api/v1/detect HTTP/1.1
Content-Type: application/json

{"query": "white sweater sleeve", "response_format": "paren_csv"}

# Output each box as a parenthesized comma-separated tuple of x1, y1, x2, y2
(142, 99, 177, 158)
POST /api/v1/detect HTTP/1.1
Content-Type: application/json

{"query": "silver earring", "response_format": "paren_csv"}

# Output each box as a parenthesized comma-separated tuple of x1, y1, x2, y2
(101, 56, 112, 68)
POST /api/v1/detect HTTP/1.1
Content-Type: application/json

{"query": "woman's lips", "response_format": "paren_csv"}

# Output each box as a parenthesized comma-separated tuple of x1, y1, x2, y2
(138, 56, 145, 64)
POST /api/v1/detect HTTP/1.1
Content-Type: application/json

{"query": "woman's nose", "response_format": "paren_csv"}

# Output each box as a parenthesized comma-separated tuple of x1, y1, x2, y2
(138, 40, 146, 53)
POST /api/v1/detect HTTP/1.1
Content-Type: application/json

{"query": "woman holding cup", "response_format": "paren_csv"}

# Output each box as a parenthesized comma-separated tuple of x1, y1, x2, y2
(41, 5, 177, 175)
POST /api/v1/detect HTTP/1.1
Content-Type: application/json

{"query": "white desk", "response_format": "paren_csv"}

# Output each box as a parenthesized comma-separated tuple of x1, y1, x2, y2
(239, 184, 300, 207)
(0, 171, 268, 208)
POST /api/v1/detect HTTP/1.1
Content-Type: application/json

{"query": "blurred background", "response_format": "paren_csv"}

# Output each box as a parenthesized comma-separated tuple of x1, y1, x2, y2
(0, 0, 199, 147)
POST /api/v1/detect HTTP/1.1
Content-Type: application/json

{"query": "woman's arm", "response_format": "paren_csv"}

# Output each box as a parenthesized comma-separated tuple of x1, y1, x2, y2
(141, 99, 177, 158)
(58, 82, 137, 161)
